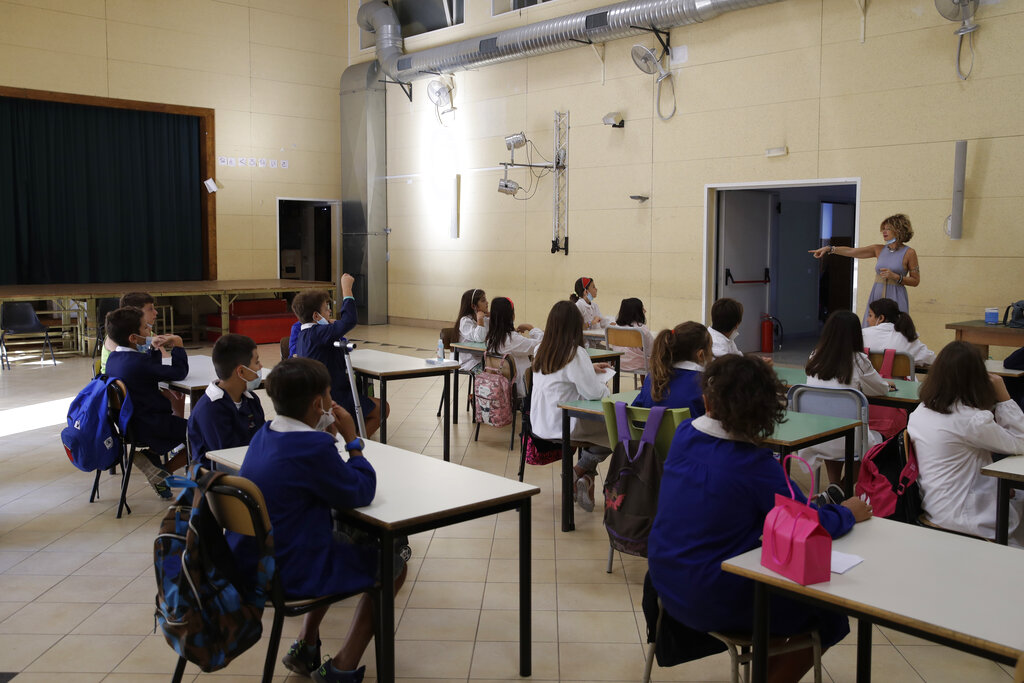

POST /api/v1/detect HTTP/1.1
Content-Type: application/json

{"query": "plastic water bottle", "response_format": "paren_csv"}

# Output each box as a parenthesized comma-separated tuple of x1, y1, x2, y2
(437, 338, 445, 361)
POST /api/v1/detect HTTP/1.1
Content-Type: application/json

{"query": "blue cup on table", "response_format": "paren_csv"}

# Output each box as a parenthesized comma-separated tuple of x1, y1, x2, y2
(985, 307, 999, 325)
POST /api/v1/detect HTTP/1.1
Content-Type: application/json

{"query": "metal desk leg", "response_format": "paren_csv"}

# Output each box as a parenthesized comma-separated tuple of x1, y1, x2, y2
(378, 530, 396, 683)
(612, 356, 620, 393)
(519, 497, 532, 676)
(857, 619, 872, 683)
(561, 408, 574, 532)
(443, 372, 451, 462)
(452, 349, 460, 425)
(844, 429, 855, 497)
(751, 583, 769, 683)
(995, 479, 1010, 545)
(379, 379, 388, 444)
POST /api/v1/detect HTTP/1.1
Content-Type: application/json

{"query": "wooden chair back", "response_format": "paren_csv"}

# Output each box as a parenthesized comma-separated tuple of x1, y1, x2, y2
(202, 470, 273, 540)
(606, 326, 644, 350)
(280, 335, 290, 361)
(866, 349, 914, 379)
(440, 327, 458, 351)
(483, 353, 516, 381)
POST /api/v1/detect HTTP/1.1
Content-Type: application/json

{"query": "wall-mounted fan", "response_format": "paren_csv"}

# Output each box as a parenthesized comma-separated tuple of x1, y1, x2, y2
(631, 44, 676, 121)
(935, 0, 979, 35)
(426, 78, 456, 117)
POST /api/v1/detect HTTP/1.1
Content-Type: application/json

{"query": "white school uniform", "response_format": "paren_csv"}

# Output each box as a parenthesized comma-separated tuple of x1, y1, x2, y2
(531, 346, 610, 445)
(610, 323, 654, 373)
(458, 314, 488, 371)
(908, 400, 1024, 545)
(575, 298, 611, 330)
(489, 329, 543, 395)
(801, 352, 889, 464)
(709, 327, 742, 359)
(862, 322, 936, 367)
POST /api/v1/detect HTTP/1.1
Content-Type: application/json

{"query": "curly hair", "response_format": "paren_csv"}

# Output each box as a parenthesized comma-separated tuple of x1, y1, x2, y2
(881, 213, 913, 243)
(702, 355, 787, 444)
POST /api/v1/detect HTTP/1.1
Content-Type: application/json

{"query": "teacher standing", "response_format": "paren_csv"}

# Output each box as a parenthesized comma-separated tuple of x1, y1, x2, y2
(809, 213, 920, 326)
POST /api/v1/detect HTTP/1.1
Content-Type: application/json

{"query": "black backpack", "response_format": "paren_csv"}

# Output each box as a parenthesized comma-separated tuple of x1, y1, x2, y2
(1003, 300, 1024, 329)
(603, 403, 666, 557)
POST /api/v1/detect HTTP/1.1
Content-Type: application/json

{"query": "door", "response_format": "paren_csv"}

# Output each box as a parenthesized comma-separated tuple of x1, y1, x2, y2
(717, 190, 772, 353)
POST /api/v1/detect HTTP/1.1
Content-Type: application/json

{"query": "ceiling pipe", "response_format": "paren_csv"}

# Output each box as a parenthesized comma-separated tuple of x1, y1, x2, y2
(357, 0, 786, 84)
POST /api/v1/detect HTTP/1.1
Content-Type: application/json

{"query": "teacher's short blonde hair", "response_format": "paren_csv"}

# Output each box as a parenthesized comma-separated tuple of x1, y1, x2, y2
(881, 213, 913, 243)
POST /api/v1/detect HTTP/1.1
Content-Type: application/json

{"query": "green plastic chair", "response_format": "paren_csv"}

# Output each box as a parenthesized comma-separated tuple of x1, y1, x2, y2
(601, 398, 690, 573)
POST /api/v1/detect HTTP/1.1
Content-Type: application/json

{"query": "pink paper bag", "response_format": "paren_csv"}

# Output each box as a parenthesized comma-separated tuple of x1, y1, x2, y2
(761, 455, 832, 586)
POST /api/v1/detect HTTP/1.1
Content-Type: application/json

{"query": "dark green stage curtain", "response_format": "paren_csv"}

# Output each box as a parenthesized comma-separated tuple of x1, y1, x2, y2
(0, 96, 202, 285)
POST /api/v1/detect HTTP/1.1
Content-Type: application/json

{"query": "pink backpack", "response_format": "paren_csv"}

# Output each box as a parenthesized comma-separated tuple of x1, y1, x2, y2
(473, 357, 514, 428)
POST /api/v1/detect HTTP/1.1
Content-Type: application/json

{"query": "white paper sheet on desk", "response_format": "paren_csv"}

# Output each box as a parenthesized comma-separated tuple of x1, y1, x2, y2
(597, 368, 617, 386)
(831, 550, 864, 574)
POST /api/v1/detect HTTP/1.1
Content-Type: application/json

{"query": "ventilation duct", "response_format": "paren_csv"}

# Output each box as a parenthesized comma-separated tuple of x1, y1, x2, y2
(357, 0, 786, 84)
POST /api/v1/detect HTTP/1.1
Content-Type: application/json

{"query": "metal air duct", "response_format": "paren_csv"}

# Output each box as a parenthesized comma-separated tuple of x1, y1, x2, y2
(357, 0, 786, 84)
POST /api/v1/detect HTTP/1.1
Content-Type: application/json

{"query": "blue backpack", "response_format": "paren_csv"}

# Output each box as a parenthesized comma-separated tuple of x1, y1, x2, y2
(61, 376, 132, 472)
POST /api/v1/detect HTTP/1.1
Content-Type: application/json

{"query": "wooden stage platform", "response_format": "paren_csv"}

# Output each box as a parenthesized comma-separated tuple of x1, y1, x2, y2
(0, 279, 333, 355)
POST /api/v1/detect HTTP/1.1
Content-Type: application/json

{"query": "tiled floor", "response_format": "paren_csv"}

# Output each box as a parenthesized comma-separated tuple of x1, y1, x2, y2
(0, 325, 1014, 682)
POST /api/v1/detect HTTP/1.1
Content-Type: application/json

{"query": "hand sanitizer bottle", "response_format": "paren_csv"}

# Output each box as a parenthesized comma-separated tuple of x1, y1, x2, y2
(437, 338, 445, 361)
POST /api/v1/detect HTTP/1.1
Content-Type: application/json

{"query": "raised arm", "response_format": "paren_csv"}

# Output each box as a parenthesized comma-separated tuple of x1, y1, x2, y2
(809, 244, 881, 260)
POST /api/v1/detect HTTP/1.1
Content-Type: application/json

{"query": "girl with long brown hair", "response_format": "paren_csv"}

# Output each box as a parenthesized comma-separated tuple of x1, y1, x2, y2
(632, 322, 710, 418)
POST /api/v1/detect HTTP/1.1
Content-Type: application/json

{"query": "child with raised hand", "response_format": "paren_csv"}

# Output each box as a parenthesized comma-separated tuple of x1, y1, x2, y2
(530, 300, 612, 512)
(803, 310, 891, 484)
(570, 276, 612, 330)
(909, 341, 1024, 545)
(708, 297, 744, 359)
(455, 288, 489, 372)
(609, 297, 654, 374)
(228, 357, 408, 683)
(862, 297, 935, 368)
(293, 274, 388, 438)
(648, 355, 871, 683)
(632, 322, 711, 418)
(187, 333, 266, 468)
(483, 296, 542, 395)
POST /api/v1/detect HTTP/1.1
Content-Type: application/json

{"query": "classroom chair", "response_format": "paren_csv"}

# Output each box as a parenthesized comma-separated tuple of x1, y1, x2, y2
(279, 335, 290, 361)
(90, 297, 120, 360)
(473, 353, 520, 451)
(170, 471, 382, 683)
(606, 325, 646, 388)
(642, 597, 822, 683)
(786, 384, 869, 494)
(866, 348, 915, 380)
(0, 301, 57, 369)
(601, 399, 690, 573)
(435, 327, 473, 417)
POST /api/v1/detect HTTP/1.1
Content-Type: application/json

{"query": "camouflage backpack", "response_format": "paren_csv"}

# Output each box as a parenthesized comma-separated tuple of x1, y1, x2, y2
(154, 469, 274, 672)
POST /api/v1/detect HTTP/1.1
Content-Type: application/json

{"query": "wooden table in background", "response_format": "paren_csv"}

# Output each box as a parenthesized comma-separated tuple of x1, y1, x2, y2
(946, 320, 1024, 358)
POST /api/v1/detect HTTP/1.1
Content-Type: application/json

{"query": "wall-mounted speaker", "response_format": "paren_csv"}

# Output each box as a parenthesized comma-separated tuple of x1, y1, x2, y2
(948, 139, 967, 240)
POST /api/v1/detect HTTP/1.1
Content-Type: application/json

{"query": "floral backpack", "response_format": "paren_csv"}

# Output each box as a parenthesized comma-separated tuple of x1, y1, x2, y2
(473, 355, 514, 428)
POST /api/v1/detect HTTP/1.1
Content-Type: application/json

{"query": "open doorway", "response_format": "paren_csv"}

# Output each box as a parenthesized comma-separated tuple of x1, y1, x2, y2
(704, 180, 859, 363)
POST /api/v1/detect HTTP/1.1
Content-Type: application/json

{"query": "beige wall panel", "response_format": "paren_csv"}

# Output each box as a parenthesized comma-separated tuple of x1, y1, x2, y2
(107, 21, 249, 75)
(456, 60, 528, 103)
(653, 99, 819, 163)
(651, 206, 707, 255)
(650, 250, 703, 301)
(107, 61, 249, 110)
(251, 215, 278, 250)
(651, 153, 820, 209)
(650, 295, 705, 331)
(525, 75, 653, 129)
(527, 43, 603, 93)
(215, 179, 254, 215)
(251, 249, 279, 278)
(960, 136, 1024, 200)
(251, 45, 349, 89)
(217, 214, 254, 251)
(216, 110, 252, 148)
(216, 248, 254, 280)
(250, 182, 341, 217)
(4, 0, 104, 17)
(820, 76, 1024, 150)
(240, 148, 340, 188)
(0, 44, 107, 94)
(250, 8, 346, 57)
(443, 211, 527, 253)
(251, 78, 338, 121)
(453, 173, 531, 215)
(0, 2, 106, 56)
(249, 0, 346, 23)
(822, 0, 1019, 44)
(571, 164, 654, 211)
(106, 0, 249, 41)
(452, 94, 530, 142)
(819, 143, 951, 202)
(389, 248, 525, 291)
(563, 208, 652, 254)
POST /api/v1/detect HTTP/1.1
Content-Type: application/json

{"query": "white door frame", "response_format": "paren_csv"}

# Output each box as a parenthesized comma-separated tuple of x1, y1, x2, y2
(701, 178, 862, 325)
(276, 197, 343, 302)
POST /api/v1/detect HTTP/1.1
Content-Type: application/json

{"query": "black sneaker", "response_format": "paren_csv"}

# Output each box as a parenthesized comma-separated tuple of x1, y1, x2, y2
(813, 484, 847, 507)
(282, 638, 321, 677)
(135, 450, 172, 499)
(312, 660, 365, 683)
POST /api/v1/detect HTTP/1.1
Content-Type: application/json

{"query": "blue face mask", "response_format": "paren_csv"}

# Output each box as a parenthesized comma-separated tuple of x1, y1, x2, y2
(884, 237, 897, 245)
(315, 314, 329, 326)
(136, 344, 149, 353)
(241, 366, 261, 393)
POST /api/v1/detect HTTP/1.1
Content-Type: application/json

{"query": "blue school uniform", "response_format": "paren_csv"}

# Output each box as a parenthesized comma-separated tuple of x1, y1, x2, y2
(229, 419, 378, 598)
(632, 361, 705, 418)
(288, 320, 301, 358)
(187, 382, 266, 466)
(294, 297, 373, 418)
(647, 416, 855, 647)
(106, 346, 188, 454)
(1005, 346, 1024, 411)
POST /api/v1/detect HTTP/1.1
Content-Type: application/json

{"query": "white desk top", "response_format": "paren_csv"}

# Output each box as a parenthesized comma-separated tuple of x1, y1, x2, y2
(206, 440, 539, 530)
(348, 348, 459, 377)
(169, 354, 269, 391)
(982, 455, 1024, 484)
(986, 359, 1024, 378)
(722, 517, 1024, 660)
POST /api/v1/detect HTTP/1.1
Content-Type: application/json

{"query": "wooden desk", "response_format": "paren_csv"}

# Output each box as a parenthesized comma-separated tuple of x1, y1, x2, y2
(450, 342, 623, 426)
(207, 440, 540, 683)
(775, 366, 920, 410)
(557, 390, 638, 532)
(167, 354, 269, 408)
(981, 455, 1024, 545)
(722, 517, 1024, 683)
(347, 349, 458, 460)
(946, 320, 1024, 358)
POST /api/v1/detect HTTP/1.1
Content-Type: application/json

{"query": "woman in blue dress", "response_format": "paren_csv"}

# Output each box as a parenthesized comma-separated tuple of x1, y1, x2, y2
(809, 213, 920, 326)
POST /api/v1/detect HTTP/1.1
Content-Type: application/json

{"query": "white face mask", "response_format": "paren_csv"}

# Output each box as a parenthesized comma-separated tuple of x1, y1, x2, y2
(241, 366, 261, 393)
(315, 397, 334, 431)
(729, 329, 740, 341)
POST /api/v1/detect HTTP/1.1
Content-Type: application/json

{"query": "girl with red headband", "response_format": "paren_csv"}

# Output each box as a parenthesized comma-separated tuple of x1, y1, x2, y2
(570, 277, 612, 331)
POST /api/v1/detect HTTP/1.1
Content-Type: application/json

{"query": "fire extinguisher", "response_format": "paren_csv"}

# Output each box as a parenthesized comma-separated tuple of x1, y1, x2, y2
(760, 314, 783, 353)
